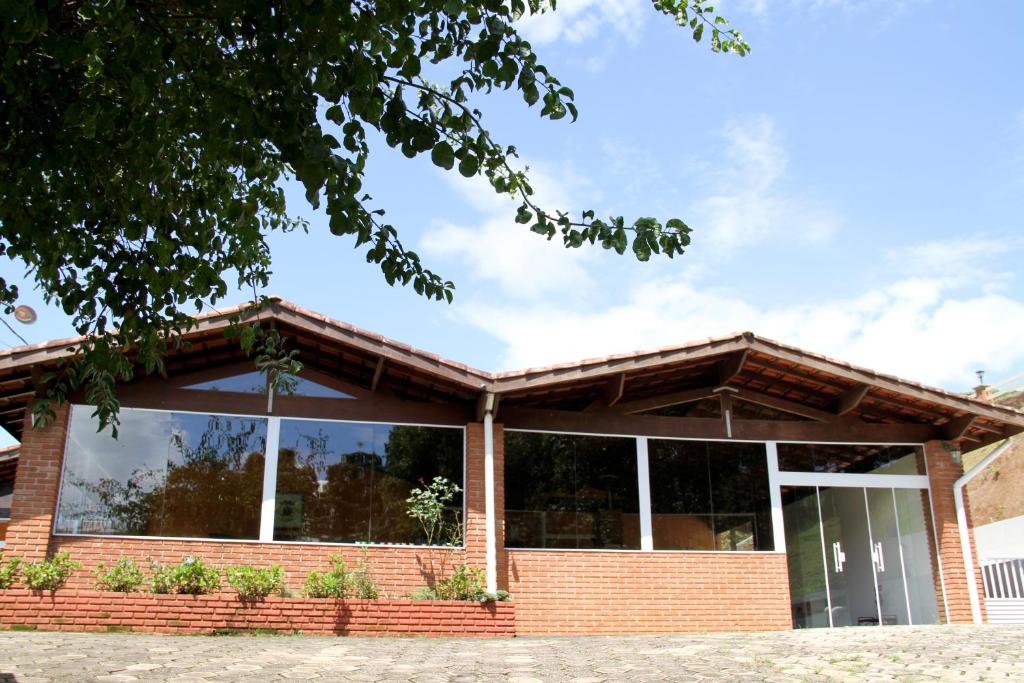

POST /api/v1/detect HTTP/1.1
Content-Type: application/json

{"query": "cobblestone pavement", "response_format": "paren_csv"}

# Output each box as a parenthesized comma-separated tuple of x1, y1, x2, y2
(1, 626, 1022, 682)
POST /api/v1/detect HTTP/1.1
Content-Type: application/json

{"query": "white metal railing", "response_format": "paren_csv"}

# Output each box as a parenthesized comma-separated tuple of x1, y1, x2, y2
(982, 558, 1024, 600)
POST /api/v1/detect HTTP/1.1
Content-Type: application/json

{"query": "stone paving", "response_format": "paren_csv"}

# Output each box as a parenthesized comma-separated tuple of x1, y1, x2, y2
(0, 625, 1022, 682)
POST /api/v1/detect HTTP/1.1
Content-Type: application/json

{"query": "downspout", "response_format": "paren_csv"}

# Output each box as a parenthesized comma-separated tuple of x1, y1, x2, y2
(954, 438, 1013, 624)
(482, 392, 497, 594)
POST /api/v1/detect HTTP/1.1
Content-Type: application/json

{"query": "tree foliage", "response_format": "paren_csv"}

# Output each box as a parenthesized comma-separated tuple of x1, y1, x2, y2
(0, 0, 747, 430)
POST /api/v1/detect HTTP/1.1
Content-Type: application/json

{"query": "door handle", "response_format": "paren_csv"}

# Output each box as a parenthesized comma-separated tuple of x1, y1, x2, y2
(872, 542, 885, 572)
(832, 541, 846, 573)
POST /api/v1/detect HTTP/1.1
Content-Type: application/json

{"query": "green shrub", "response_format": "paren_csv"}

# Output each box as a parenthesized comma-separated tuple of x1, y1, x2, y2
(22, 552, 80, 591)
(410, 566, 510, 602)
(348, 563, 379, 599)
(434, 564, 485, 601)
(225, 565, 284, 600)
(348, 546, 379, 599)
(302, 555, 350, 599)
(150, 557, 221, 595)
(94, 557, 145, 593)
(0, 555, 20, 589)
(409, 587, 439, 600)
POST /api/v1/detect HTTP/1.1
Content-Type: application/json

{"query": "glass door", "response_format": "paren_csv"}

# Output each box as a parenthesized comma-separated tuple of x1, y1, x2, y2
(819, 487, 879, 627)
(782, 484, 939, 628)
(866, 488, 911, 625)
(781, 486, 830, 628)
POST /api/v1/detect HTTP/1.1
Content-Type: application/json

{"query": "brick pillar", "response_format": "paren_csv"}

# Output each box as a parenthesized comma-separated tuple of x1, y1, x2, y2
(5, 403, 70, 561)
(463, 422, 505, 588)
(464, 422, 486, 570)
(924, 440, 987, 623)
(493, 424, 507, 591)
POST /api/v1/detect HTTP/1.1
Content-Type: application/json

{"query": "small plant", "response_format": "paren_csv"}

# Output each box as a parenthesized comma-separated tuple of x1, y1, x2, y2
(349, 546, 380, 599)
(435, 564, 485, 601)
(302, 555, 350, 599)
(406, 476, 463, 592)
(94, 557, 145, 593)
(0, 555, 20, 589)
(409, 587, 439, 600)
(22, 551, 80, 591)
(225, 565, 284, 600)
(150, 557, 221, 595)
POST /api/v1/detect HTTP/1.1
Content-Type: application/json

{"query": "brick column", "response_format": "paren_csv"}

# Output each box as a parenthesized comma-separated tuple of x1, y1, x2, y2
(464, 422, 486, 570)
(463, 422, 505, 588)
(5, 403, 70, 561)
(924, 440, 987, 623)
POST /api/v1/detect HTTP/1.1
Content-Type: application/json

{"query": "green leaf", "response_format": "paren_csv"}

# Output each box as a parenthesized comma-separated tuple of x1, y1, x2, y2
(431, 142, 456, 170)
(458, 154, 479, 177)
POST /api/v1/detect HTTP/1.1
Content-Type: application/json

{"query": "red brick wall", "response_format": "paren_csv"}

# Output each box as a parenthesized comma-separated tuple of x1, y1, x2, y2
(507, 550, 792, 634)
(924, 440, 986, 624)
(4, 404, 69, 561)
(0, 590, 514, 637)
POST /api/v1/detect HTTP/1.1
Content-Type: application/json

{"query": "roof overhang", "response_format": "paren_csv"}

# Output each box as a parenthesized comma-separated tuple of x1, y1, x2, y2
(0, 299, 1021, 449)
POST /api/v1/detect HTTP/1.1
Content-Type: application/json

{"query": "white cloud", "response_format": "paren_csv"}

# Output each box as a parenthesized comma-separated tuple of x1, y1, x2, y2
(691, 116, 841, 254)
(457, 269, 1024, 389)
(733, 0, 925, 18)
(422, 111, 1024, 392)
(421, 161, 598, 300)
(516, 0, 648, 47)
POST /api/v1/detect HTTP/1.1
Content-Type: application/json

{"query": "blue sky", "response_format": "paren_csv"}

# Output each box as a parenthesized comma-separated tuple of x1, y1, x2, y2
(4, 0, 1024, 418)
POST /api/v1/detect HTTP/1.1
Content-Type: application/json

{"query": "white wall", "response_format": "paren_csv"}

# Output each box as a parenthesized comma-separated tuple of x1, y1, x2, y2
(975, 515, 1024, 562)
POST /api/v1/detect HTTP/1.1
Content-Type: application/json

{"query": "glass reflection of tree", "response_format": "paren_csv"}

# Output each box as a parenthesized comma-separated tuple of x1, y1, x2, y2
(275, 427, 379, 542)
(74, 415, 265, 538)
(274, 424, 463, 545)
(375, 426, 463, 545)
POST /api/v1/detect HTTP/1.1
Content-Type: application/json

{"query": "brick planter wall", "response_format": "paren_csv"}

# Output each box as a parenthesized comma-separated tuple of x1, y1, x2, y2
(0, 590, 515, 637)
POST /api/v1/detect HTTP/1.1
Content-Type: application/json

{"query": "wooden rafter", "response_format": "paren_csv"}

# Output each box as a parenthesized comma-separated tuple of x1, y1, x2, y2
(370, 357, 386, 393)
(940, 414, 976, 441)
(502, 406, 941, 443)
(731, 387, 838, 423)
(604, 372, 626, 408)
(717, 349, 748, 386)
(617, 385, 718, 415)
(831, 383, 870, 416)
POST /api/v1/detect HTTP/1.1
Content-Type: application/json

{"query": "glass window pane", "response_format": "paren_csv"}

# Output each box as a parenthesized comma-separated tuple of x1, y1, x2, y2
(781, 486, 830, 628)
(184, 371, 266, 394)
(0, 478, 13, 519)
(56, 408, 266, 539)
(274, 420, 463, 545)
(649, 439, 773, 551)
(709, 442, 774, 551)
(280, 376, 355, 399)
(504, 432, 639, 549)
(893, 488, 940, 624)
(371, 425, 464, 545)
(649, 439, 714, 550)
(777, 443, 925, 475)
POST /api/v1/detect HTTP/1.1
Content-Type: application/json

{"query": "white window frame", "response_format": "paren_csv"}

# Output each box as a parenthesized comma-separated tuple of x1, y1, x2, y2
(54, 404, 467, 549)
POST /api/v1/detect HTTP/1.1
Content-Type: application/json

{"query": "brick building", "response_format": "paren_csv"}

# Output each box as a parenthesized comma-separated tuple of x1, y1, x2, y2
(1, 300, 1021, 634)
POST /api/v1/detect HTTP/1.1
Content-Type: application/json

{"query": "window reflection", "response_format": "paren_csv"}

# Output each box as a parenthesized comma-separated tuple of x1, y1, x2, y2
(776, 443, 924, 475)
(273, 421, 464, 544)
(55, 408, 267, 539)
(504, 432, 640, 549)
(649, 439, 774, 551)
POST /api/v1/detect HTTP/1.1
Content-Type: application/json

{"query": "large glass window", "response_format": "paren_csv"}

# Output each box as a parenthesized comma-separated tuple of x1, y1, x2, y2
(648, 439, 774, 551)
(55, 407, 267, 539)
(273, 420, 463, 544)
(776, 443, 925, 475)
(504, 432, 640, 549)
